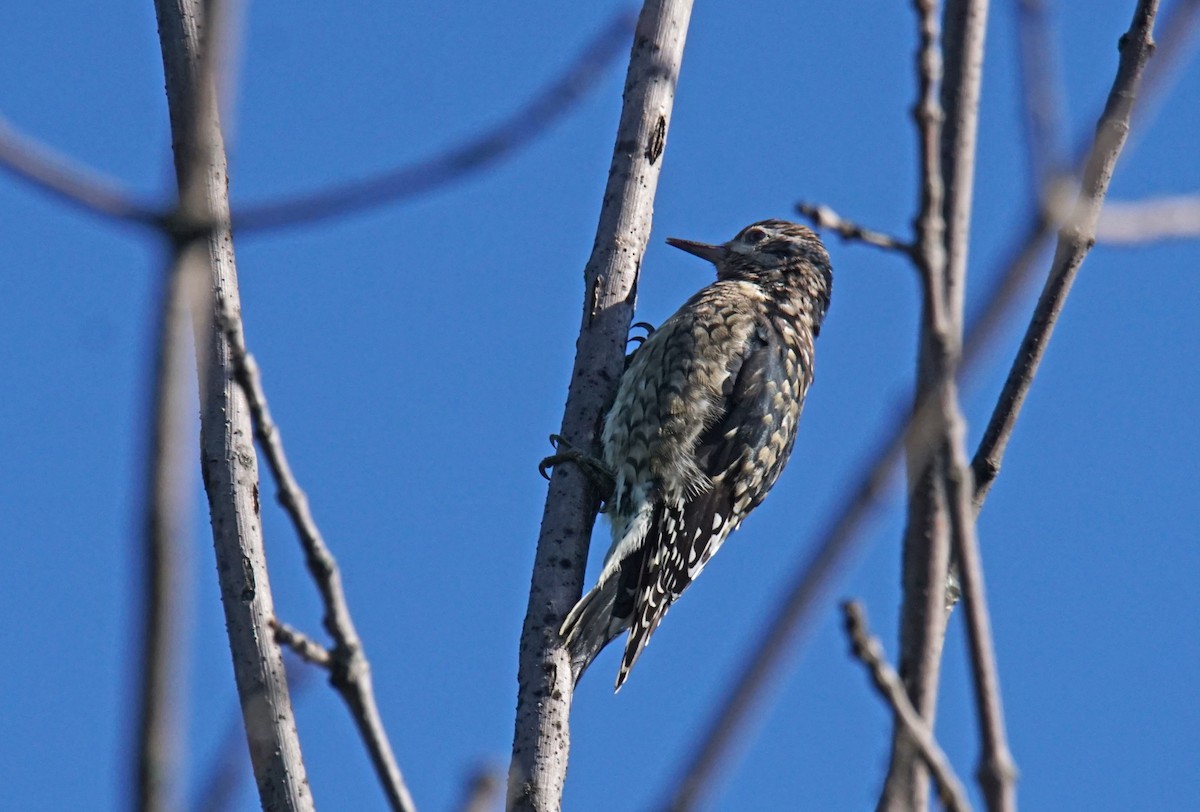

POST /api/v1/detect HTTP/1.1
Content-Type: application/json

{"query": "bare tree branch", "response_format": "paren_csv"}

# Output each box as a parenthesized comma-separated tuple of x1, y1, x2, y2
(134, 247, 200, 812)
(664, 2, 1169, 804)
(1095, 194, 1200, 243)
(1125, 0, 1200, 142)
(0, 12, 633, 235)
(842, 601, 972, 812)
(972, 0, 1161, 506)
(272, 619, 334, 669)
(0, 114, 161, 225)
(940, 0, 989, 328)
(794, 201, 915, 255)
(945, 411, 1018, 811)
(228, 11, 637, 232)
(507, 3, 694, 810)
(220, 309, 417, 812)
(881, 0, 960, 805)
(152, 0, 313, 808)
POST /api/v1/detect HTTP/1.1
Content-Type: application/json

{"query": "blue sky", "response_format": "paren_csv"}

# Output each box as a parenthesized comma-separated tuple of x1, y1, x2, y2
(2, 2, 1197, 810)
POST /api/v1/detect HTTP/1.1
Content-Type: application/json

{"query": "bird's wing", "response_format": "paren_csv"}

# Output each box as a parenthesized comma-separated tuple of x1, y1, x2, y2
(616, 324, 800, 688)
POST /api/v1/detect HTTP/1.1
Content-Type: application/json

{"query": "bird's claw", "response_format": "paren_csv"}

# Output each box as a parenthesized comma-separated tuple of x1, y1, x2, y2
(538, 434, 616, 505)
(627, 322, 656, 349)
(538, 434, 569, 481)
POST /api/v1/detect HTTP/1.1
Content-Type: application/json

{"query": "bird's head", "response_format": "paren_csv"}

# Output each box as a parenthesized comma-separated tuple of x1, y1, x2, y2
(667, 219, 833, 320)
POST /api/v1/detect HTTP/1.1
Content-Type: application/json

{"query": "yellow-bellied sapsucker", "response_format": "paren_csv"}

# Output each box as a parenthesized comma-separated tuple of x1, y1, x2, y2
(560, 219, 834, 691)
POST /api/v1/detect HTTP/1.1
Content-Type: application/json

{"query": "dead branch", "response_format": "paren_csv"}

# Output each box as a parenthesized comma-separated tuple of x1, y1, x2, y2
(663, 2, 1169, 804)
(235, 12, 635, 231)
(508, 2, 694, 810)
(0, 113, 160, 224)
(272, 619, 334, 669)
(0, 13, 632, 235)
(945, 409, 1017, 811)
(221, 308, 417, 812)
(153, 0, 313, 808)
(795, 201, 915, 255)
(972, 0, 1162, 506)
(881, 0, 961, 805)
(842, 601, 972, 812)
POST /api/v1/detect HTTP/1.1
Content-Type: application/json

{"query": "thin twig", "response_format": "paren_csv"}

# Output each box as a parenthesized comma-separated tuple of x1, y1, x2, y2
(508, 3, 694, 811)
(945, 409, 1017, 811)
(912, 0, 948, 307)
(1124, 0, 1200, 148)
(972, 0, 1161, 506)
(272, 619, 334, 668)
(662, 3, 1167, 803)
(939, 0, 989, 327)
(233, 11, 636, 232)
(842, 601, 972, 812)
(795, 202, 914, 255)
(153, 0, 314, 808)
(1096, 194, 1200, 243)
(221, 311, 417, 812)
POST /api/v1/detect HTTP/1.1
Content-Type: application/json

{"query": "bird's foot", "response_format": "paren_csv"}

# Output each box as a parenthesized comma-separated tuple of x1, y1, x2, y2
(539, 434, 615, 505)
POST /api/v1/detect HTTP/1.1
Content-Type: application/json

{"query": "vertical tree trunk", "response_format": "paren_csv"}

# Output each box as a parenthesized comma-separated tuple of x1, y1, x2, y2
(508, 3, 694, 810)
(153, 1, 313, 808)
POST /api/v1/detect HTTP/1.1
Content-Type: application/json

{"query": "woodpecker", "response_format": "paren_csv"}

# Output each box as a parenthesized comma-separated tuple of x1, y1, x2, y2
(558, 219, 833, 691)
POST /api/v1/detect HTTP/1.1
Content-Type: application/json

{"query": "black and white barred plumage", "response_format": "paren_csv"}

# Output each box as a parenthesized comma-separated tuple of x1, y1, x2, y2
(561, 219, 834, 690)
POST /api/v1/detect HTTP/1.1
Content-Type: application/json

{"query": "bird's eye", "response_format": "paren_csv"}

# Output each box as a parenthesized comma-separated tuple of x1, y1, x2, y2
(742, 227, 767, 244)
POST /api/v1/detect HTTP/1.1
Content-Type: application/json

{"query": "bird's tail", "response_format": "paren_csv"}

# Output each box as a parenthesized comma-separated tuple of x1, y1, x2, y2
(560, 578, 628, 685)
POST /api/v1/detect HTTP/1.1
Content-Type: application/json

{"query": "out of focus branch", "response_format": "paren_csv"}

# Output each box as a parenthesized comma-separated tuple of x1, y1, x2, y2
(134, 232, 200, 812)
(664, 2, 1167, 806)
(220, 310, 417, 812)
(0, 11, 633, 233)
(972, 0, 1161, 507)
(1015, 0, 1068, 193)
(1095, 194, 1200, 243)
(842, 601, 971, 812)
(455, 766, 503, 812)
(0, 114, 160, 224)
(230, 10, 637, 232)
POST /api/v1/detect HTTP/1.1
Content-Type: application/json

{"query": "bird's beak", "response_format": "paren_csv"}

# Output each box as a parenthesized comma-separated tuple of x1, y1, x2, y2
(666, 237, 728, 265)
